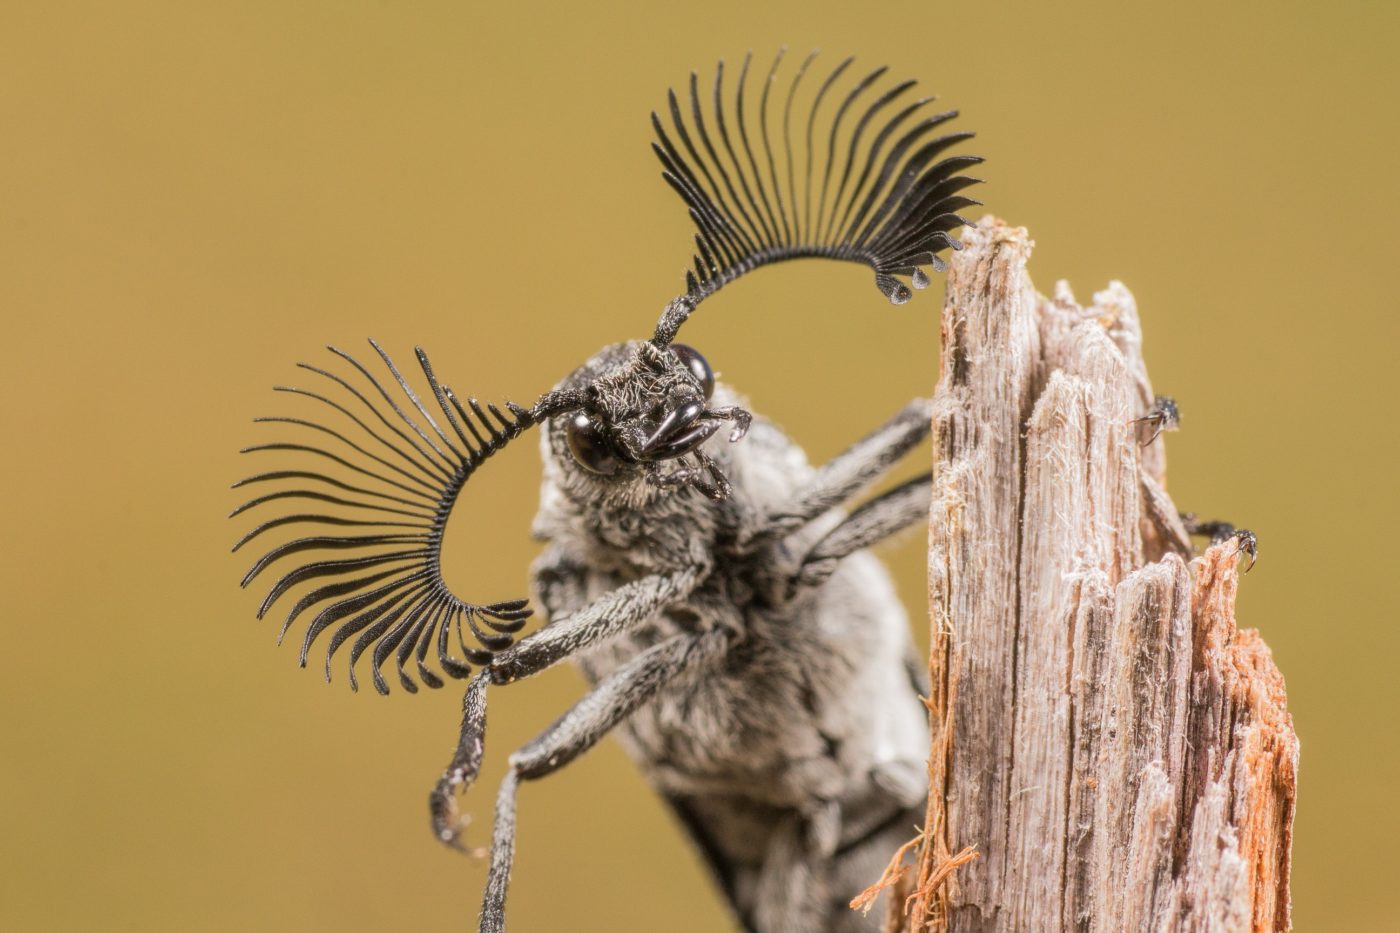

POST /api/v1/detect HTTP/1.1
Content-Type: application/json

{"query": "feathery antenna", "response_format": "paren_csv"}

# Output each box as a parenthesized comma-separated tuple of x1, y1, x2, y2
(232, 341, 537, 695)
(651, 49, 983, 345)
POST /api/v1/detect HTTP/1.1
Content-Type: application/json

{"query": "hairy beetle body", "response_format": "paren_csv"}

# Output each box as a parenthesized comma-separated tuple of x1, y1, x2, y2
(513, 343, 933, 930)
(531, 359, 929, 929)
(234, 51, 986, 932)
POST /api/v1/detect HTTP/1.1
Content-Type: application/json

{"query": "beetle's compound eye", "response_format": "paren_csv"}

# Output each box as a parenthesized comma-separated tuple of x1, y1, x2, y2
(566, 412, 621, 475)
(671, 344, 714, 400)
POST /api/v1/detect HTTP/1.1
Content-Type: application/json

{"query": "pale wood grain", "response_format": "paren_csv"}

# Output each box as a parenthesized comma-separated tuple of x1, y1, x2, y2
(892, 218, 1297, 933)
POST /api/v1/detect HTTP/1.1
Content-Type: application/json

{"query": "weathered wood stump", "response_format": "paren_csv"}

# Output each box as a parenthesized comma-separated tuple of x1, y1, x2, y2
(872, 218, 1297, 933)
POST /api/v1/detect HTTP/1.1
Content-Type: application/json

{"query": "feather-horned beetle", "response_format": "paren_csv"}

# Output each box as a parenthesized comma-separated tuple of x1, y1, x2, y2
(233, 50, 984, 932)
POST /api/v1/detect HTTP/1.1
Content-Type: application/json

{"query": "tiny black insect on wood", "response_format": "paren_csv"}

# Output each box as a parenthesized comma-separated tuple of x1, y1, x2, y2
(233, 50, 985, 933)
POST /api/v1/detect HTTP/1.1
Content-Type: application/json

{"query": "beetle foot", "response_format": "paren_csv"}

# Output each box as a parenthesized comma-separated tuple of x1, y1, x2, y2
(429, 776, 488, 857)
(1181, 513, 1258, 573)
(1133, 395, 1180, 446)
(1131, 395, 1176, 445)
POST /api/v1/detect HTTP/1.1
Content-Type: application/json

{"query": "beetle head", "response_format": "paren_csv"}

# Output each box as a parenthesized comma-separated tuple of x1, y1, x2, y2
(545, 340, 750, 503)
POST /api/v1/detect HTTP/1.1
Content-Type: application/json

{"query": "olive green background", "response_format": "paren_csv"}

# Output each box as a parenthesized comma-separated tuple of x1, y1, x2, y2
(2, 2, 1395, 930)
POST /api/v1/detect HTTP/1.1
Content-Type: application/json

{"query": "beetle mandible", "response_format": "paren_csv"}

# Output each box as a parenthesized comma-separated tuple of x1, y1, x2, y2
(233, 50, 984, 932)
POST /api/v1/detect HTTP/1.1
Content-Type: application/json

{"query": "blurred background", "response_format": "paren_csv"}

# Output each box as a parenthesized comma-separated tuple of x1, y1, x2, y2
(2, 1, 1395, 930)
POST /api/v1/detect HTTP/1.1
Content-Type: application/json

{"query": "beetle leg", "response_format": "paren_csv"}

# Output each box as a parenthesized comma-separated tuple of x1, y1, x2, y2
(489, 565, 705, 683)
(789, 472, 931, 594)
(434, 566, 700, 849)
(429, 670, 491, 853)
(477, 631, 727, 933)
(1181, 513, 1258, 572)
(748, 397, 932, 544)
(1133, 394, 1180, 446)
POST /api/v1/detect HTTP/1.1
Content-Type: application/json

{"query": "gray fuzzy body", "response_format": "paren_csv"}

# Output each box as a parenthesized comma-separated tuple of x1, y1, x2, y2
(529, 343, 930, 932)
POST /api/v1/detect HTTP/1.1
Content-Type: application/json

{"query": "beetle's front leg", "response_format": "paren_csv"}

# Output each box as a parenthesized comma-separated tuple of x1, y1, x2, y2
(489, 564, 705, 683)
(477, 630, 728, 933)
(429, 558, 701, 851)
(429, 550, 585, 851)
(429, 669, 491, 852)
